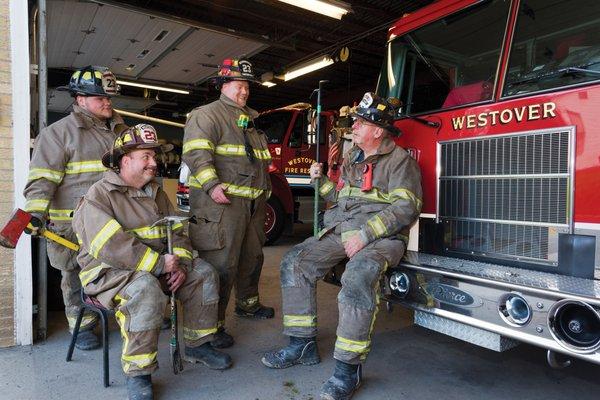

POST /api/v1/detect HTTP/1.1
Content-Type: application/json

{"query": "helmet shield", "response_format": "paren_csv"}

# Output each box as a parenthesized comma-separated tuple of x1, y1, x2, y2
(57, 65, 120, 97)
(350, 92, 402, 137)
(102, 124, 173, 169)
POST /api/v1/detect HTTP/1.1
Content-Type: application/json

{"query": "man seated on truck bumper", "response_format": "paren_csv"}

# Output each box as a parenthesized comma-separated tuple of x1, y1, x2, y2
(261, 92, 422, 400)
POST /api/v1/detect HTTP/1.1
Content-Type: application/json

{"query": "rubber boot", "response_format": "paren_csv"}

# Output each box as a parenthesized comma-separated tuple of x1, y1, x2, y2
(320, 360, 362, 400)
(235, 303, 275, 319)
(184, 342, 233, 370)
(74, 329, 101, 351)
(261, 336, 320, 369)
(211, 328, 234, 349)
(126, 374, 153, 400)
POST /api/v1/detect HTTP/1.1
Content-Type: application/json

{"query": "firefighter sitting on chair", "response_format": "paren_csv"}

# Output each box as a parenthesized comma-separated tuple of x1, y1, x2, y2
(73, 125, 232, 400)
(262, 92, 423, 400)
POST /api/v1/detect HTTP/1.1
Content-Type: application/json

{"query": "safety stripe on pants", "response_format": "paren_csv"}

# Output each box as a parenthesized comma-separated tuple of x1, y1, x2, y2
(67, 313, 98, 331)
(283, 314, 317, 328)
(183, 326, 218, 341)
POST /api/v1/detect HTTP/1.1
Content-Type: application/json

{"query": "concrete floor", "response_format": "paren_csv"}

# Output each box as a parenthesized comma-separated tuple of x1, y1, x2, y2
(1, 224, 600, 400)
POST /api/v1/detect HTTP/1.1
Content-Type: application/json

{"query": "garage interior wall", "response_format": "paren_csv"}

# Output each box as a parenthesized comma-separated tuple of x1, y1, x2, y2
(0, 0, 15, 347)
(0, 0, 32, 348)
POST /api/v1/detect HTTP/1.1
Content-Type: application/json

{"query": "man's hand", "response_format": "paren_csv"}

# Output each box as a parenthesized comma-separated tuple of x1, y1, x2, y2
(163, 254, 180, 273)
(27, 214, 45, 236)
(344, 233, 367, 259)
(209, 184, 231, 204)
(167, 268, 187, 292)
(310, 162, 323, 181)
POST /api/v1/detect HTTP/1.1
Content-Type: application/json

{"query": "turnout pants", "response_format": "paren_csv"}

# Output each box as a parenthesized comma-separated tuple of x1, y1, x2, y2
(86, 258, 219, 376)
(280, 233, 405, 364)
(190, 192, 267, 325)
(46, 223, 98, 332)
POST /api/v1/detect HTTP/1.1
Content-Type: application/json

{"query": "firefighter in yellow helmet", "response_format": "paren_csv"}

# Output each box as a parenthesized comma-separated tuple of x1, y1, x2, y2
(262, 93, 423, 400)
(182, 58, 274, 348)
(73, 125, 232, 400)
(23, 65, 126, 350)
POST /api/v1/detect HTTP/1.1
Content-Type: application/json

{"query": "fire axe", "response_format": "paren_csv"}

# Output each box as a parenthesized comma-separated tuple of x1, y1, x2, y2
(0, 208, 79, 251)
(151, 215, 190, 375)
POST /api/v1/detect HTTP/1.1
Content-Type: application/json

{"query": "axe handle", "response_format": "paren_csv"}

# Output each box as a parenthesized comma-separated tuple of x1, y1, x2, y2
(27, 223, 80, 251)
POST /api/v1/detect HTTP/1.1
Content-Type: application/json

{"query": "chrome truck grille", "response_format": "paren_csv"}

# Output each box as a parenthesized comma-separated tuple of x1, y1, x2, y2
(438, 127, 575, 265)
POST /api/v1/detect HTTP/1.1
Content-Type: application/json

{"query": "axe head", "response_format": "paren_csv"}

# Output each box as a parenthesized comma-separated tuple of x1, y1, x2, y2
(0, 208, 32, 249)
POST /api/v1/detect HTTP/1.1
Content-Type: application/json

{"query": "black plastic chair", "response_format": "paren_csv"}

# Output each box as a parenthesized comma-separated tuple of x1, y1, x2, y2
(66, 290, 112, 387)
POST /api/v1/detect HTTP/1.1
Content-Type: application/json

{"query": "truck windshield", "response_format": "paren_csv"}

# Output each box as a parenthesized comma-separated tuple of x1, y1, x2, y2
(377, 0, 510, 114)
(255, 111, 293, 144)
(503, 0, 600, 97)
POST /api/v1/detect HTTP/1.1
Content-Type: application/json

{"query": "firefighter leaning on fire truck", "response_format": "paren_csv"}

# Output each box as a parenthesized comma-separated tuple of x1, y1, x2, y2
(182, 58, 274, 349)
(73, 125, 231, 400)
(262, 93, 423, 400)
(23, 65, 127, 350)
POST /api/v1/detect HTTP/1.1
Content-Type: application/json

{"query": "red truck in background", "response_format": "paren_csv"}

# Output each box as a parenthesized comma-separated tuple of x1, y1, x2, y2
(372, 0, 600, 368)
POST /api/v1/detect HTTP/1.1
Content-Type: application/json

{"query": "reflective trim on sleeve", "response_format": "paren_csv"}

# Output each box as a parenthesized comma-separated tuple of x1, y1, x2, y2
(172, 222, 184, 231)
(194, 167, 218, 186)
(319, 180, 335, 197)
(183, 326, 218, 341)
(27, 168, 64, 183)
(129, 226, 166, 240)
(389, 188, 423, 210)
(183, 139, 215, 154)
(24, 198, 50, 213)
(367, 215, 388, 238)
(65, 160, 107, 174)
(223, 183, 264, 199)
(79, 263, 107, 286)
(122, 352, 158, 373)
(283, 314, 317, 328)
(90, 219, 122, 258)
(136, 247, 160, 272)
(49, 209, 74, 221)
(335, 336, 370, 354)
(173, 247, 193, 260)
(341, 229, 360, 243)
(188, 174, 202, 189)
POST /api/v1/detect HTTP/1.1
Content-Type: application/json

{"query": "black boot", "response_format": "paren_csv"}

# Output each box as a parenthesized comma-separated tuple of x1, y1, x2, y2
(261, 336, 320, 369)
(319, 360, 362, 400)
(126, 374, 153, 400)
(235, 303, 275, 319)
(74, 329, 101, 351)
(185, 342, 232, 370)
(211, 328, 234, 349)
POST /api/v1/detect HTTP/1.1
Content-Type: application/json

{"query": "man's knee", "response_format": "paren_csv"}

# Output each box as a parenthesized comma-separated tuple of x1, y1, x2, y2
(122, 273, 167, 331)
(280, 244, 305, 287)
(190, 258, 220, 304)
(339, 259, 382, 310)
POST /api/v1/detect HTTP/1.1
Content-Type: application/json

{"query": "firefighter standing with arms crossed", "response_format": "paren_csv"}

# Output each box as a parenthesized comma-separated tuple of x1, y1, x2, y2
(73, 125, 231, 400)
(183, 58, 274, 348)
(23, 66, 127, 349)
(262, 93, 423, 400)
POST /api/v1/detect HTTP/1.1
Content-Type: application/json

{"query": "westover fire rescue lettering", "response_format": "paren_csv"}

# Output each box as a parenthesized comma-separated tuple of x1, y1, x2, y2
(451, 102, 556, 130)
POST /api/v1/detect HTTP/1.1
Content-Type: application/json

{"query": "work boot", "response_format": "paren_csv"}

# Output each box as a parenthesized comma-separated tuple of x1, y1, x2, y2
(261, 336, 320, 369)
(234, 303, 275, 319)
(320, 360, 362, 400)
(184, 342, 232, 370)
(211, 328, 234, 349)
(74, 329, 101, 351)
(126, 374, 153, 400)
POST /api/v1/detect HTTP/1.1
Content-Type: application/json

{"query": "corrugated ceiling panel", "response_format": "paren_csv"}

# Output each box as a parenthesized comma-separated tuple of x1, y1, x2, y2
(47, 1, 268, 86)
(141, 29, 267, 84)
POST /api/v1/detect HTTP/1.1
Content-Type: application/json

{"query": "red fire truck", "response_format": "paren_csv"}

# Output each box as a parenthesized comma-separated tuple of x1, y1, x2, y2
(256, 102, 333, 189)
(376, 0, 600, 367)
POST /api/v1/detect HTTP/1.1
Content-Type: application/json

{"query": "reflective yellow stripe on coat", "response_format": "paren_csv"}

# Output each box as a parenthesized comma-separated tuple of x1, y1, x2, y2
(65, 160, 107, 174)
(27, 168, 64, 183)
(90, 219, 121, 258)
(24, 198, 50, 213)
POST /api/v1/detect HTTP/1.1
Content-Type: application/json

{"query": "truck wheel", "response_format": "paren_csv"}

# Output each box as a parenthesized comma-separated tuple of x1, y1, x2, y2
(265, 196, 285, 245)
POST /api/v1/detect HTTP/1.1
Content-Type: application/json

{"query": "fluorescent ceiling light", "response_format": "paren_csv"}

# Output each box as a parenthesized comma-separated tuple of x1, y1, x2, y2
(283, 56, 334, 81)
(114, 109, 185, 128)
(262, 81, 277, 88)
(116, 80, 190, 95)
(277, 0, 350, 19)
